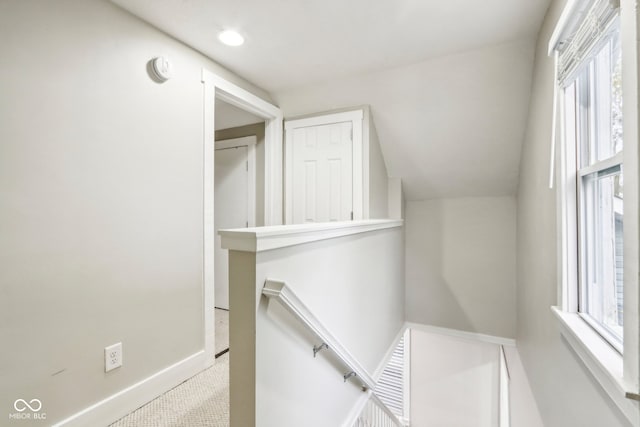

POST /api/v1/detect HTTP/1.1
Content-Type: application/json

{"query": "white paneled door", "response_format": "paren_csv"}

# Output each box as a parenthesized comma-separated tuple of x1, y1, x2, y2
(214, 140, 251, 310)
(291, 121, 353, 223)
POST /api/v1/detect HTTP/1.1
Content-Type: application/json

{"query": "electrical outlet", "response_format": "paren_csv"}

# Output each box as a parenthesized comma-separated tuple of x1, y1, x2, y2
(105, 342, 122, 372)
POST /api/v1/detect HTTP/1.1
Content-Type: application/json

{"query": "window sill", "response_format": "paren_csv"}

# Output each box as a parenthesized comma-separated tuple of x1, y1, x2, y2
(551, 307, 639, 424)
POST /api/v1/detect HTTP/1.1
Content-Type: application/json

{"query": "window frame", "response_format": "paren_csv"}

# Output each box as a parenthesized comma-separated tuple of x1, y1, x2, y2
(569, 44, 625, 352)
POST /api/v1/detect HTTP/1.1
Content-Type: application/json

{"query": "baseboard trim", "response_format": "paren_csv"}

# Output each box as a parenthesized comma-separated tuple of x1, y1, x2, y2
(51, 350, 206, 427)
(405, 322, 516, 347)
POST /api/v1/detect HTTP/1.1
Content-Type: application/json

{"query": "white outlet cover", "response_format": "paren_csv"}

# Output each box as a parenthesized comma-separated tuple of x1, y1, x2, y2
(105, 342, 123, 372)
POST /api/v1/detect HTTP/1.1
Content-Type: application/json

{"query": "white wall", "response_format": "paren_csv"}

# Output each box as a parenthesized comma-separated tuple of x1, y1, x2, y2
(226, 224, 405, 426)
(410, 329, 500, 427)
(388, 178, 405, 220)
(365, 112, 389, 219)
(516, 0, 634, 425)
(502, 346, 544, 427)
(273, 40, 535, 200)
(0, 0, 271, 424)
(405, 197, 516, 338)
(410, 329, 543, 427)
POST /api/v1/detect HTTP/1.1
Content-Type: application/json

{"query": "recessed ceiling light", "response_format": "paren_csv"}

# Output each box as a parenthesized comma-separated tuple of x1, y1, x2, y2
(218, 30, 244, 47)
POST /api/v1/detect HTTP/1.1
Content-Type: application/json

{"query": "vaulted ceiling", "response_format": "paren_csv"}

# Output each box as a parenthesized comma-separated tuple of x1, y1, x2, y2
(112, 0, 552, 199)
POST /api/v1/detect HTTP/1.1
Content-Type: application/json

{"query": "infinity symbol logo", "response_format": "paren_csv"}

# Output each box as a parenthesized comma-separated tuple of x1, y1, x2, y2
(13, 399, 42, 412)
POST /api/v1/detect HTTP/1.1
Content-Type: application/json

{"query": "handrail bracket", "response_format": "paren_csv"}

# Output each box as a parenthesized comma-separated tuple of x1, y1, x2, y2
(313, 342, 329, 358)
(343, 371, 357, 383)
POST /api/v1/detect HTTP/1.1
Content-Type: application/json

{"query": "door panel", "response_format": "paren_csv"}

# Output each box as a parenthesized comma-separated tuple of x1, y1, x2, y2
(292, 121, 353, 223)
(214, 146, 248, 310)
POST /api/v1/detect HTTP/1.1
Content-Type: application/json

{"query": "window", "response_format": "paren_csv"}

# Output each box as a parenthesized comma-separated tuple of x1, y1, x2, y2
(565, 33, 624, 352)
(550, 0, 640, 422)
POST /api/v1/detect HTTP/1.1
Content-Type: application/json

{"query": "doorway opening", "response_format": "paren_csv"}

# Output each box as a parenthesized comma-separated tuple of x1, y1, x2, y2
(213, 99, 263, 358)
(202, 68, 283, 365)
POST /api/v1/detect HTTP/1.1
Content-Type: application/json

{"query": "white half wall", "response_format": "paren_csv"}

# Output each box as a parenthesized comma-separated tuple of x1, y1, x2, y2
(405, 197, 517, 338)
(223, 221, 405, 427)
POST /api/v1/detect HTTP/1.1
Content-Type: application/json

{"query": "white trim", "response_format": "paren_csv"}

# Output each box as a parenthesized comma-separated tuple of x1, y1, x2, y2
(51, 351, 206, 427)
(220, 219, 402, 253)
(201, 68, 283, 363)
(202, 69, 283, 226)
(577, 151, 624, 177)
(284, 109, 365, 224)
(551, 307, 640, 423)
(215, 135, 256, 150)
(499, 345, 511, 427)
(405, 322, 517, 347)
(283, 110, 363, 131)
(215, 135, 257, 227)
(262, 280, 375, 389)
(550, 51, 559, 189)
(548, 0, 582, 55)
(264, 118, 283, 226)
(352, 114, 364, 220)
(202, 71, 216, 366)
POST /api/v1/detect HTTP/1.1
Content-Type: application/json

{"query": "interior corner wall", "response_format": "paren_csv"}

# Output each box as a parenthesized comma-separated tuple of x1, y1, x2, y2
(366, 114, 389, 219)
(387, 177, 404, 220)
(405, 197, 516, 338)
(0, 0, 272, 424)
(515, 0, 633, 425)
(410, 329, 500, 427)
(216, 123, 267, 226)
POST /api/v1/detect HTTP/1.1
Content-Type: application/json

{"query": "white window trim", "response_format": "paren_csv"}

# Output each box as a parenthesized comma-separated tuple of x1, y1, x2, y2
(550, 308, 638, 421)
(550, 1, 640, 424)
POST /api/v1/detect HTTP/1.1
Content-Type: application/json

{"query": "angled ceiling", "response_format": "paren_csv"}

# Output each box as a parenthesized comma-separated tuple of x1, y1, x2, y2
(111, 0, 550, 92)
(112, 0, 551, 200)
(274, 39, 536, 200)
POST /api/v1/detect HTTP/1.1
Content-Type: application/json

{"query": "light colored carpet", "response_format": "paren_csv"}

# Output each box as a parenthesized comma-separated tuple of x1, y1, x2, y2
(109, 309, 230, 427)
(215, 308, 229, 355)
(109, 352, 229, 427)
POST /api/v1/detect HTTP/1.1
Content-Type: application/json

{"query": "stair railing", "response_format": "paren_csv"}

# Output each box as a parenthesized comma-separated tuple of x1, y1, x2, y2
(352, 392, 408, 427)
(262, 279, 405, 426)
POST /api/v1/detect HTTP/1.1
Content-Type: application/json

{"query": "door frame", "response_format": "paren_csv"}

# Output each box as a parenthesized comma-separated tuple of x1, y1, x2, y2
(202, 69, 283, 366)
(284, 109, 364, 224)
